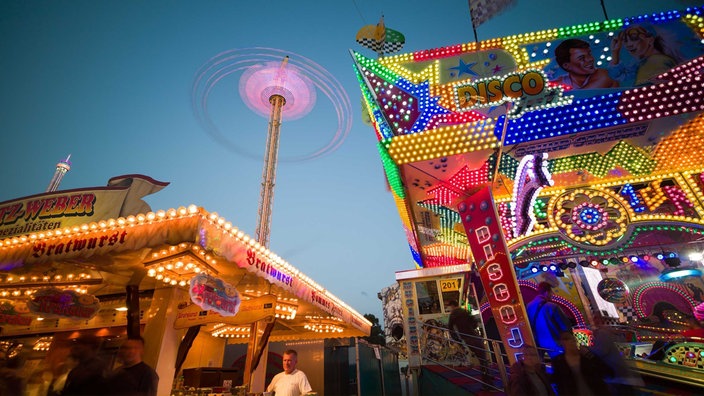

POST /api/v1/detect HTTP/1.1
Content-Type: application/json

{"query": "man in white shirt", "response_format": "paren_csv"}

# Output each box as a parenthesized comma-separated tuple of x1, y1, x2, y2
(266, 349, 312, 396)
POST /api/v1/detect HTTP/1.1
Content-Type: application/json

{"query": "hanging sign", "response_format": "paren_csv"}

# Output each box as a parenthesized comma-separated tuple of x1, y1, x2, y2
(189, 273, 241, 317)
(0, 174, 168, 240)
(174, 294, 276, 329)
(0, 299, 33, 326)
(28, 289, 100, 320)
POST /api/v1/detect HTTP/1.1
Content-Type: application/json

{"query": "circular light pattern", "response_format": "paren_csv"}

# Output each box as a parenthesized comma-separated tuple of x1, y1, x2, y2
(192, 47, 352, 162)
(549, 188, 632, 248)
(239, 61, 316, 120)
(573, 202, 609, 230)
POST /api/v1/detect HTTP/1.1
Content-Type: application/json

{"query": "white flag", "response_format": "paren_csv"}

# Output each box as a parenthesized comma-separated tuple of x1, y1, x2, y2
(469, 0, 516, 27)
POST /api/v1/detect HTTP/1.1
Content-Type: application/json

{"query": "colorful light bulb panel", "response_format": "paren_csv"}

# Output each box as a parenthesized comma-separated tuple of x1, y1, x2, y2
(353, 6, 704, 268)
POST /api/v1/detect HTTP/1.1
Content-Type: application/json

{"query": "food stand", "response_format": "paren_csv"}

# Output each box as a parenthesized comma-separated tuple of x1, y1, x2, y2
(0, 174, 370, 395)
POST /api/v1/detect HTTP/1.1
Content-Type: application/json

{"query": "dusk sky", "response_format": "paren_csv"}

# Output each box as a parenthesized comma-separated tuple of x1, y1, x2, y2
(0, 0, 688, 320)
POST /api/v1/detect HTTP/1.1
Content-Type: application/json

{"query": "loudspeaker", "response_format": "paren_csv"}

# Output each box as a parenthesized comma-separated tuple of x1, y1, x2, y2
(664, 257, 681, 267)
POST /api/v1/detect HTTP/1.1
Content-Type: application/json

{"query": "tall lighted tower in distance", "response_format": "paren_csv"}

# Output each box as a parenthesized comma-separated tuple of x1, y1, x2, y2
(46, 154, 72, 192)
(240, 56, 316, 247)
(195, 47, 350, 393)
(256, 57, 288, 248)
(194, 48, 352, 247)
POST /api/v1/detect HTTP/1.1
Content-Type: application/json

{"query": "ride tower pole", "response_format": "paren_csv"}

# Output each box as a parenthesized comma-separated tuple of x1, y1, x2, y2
(254, 57, 288, 248)
(247, 57, 289, 393)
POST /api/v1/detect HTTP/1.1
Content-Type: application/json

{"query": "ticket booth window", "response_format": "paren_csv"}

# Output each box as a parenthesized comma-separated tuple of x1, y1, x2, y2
(416, 280, 441, 314)
(441, 290, 460, 310)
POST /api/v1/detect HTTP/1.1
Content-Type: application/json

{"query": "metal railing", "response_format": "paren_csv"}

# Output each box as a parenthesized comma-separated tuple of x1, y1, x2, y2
(416, 321, 562, 394)
(418, 321, 509, 392)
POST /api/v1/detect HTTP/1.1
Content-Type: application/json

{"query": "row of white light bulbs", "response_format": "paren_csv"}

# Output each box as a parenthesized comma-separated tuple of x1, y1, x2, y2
(303, 323, 344, 333)
(0, 286, 89, 297)
(274, 303, 297, 320)
(146, 263, 204, 286)
(1, 273, 92, 283)
(211, 325, 250, 338)
(2, 206, 198, 247)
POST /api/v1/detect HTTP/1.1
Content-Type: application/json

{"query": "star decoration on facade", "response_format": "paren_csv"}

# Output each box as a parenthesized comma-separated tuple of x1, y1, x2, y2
(396, 78, 451, 133)
(425, 162, 490, 206)
(493, 64, 504, 74)
(449, 58, 478, 77)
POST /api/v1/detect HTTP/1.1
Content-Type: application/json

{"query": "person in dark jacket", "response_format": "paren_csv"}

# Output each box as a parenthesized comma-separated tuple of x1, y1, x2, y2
(108, 336, 159, 396)
(0, 356, 25, 396)
(551, 331, 613, 396)
(526, 282, 572, 359)
(446, 300, 485, 364)
(62, 335, 108, 396)
(591, 323, 644, 395)
(508, 346, 556, 396)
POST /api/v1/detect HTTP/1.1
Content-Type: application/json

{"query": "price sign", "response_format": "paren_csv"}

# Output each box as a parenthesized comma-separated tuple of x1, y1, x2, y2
(440, 278, 461, 292)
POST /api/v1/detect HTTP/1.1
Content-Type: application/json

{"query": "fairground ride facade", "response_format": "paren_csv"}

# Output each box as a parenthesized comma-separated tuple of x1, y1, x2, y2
(355, 4, 704, 387)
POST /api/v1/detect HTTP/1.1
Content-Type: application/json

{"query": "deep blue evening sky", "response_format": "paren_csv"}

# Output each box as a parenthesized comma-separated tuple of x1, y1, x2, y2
(0, 0, 690, 319)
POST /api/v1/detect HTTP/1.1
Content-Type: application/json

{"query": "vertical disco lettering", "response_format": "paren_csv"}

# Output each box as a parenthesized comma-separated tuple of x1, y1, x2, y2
(457, 186, 535, 364)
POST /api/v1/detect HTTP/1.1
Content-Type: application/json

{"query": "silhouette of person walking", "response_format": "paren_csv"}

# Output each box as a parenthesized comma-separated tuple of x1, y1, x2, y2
(62, 335, 108, 396)
(107, 336, 159, 396)
(551, 331, 613, 395)
(526, 282, 572, 359)
(446, 300, 484, 365)
(508, 346, 556, 396)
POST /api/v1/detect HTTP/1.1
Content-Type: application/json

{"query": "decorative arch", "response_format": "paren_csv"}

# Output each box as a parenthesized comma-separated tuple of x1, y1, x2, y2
(631, 281, 698, 319)
(481, 280, 586, 328)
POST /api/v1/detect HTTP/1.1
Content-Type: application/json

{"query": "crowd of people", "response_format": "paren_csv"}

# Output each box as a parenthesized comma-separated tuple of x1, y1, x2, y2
(507, 282, 646, 396)
(443, 282, 649, 396)
(0, 336, 315, 396)
(443, 279, 704, 395)
(507, 328, 644, 396)
(1, 335, 158, 396)
(57, 335, 158, 396)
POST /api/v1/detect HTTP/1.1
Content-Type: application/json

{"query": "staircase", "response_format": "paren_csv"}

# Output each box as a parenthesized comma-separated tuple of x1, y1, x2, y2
(420, 364, 506, 395)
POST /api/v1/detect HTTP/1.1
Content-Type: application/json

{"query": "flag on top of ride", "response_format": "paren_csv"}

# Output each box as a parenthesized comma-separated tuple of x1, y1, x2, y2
(468, 0, 516, 27)
(355, 16, 405, 56)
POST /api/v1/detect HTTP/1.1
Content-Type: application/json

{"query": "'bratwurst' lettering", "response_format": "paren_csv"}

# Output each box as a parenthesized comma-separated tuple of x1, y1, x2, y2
(246, 249, 293, 286)
(32, 230, 127, 258)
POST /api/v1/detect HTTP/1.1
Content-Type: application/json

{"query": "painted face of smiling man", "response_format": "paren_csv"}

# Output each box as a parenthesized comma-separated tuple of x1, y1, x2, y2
(562, 46, 596, 77)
